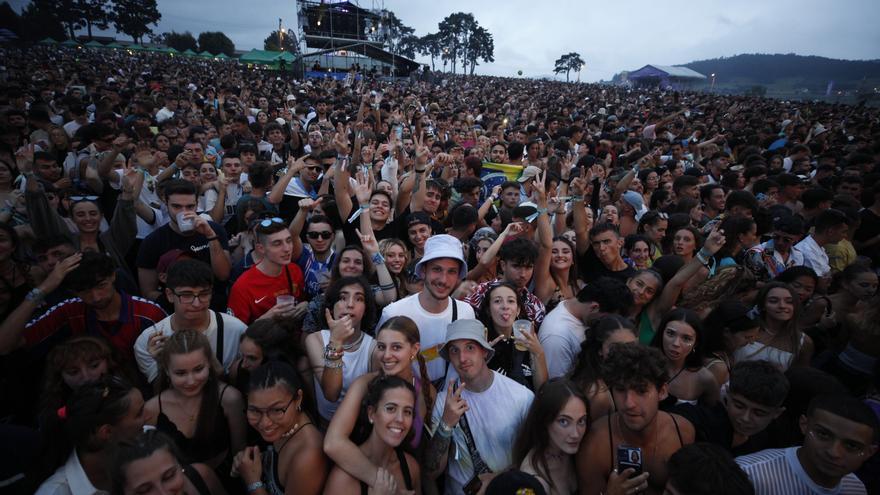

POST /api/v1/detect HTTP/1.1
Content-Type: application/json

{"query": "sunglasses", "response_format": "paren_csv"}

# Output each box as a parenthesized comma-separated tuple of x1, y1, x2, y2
(254, 217, 284, 228)
(70, 195, 99, 202)
(307, 231, 333, 240)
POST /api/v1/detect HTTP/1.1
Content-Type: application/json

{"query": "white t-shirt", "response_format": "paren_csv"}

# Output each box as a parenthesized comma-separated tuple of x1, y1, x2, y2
(431, 370, 533, 495)
(795, 235, 831, 278)
(314, 330, 374, 421)
(736, 447, 866, 495)
(134, 312, 247, 383)
(539, 301, 587, 378)
(376, 294, 475, 382)
(35, 449, 106, 495)
(203, 183, 243, 226)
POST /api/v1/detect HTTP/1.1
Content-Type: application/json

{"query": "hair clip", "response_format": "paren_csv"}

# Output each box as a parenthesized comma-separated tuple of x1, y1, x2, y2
(102, 386, 110, 398)
(57, 406, 67, 419)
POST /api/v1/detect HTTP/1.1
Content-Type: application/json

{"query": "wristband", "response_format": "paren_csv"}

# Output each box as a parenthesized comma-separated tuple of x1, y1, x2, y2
(324, 359, 344, 369)
(247, 481, 264, 494)
(205, 236, 218, 242)
(26, 287, 45, 304)
(436, 420, 453, 438)
(359, 204, 370, 210)
(415, 168, 426, 174)
(571, 195, 584, 202)
(371, 252, 385, 266)
(337, 154, 350, 161)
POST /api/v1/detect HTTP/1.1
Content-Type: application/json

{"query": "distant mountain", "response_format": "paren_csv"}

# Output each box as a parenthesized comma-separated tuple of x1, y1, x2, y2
(680, 53, 880, 93)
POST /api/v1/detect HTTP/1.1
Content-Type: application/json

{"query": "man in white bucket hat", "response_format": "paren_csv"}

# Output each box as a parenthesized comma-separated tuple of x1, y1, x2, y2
(375, 234, 475, 383)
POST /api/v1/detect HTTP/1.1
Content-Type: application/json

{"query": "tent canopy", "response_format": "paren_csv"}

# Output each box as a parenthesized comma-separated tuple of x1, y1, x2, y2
(182, 49, 197, 56)
(61, 40, 79, 46)
(197, 50, 214, 58)
(85, 40, 104, 47)
(38, 37, 58, 44)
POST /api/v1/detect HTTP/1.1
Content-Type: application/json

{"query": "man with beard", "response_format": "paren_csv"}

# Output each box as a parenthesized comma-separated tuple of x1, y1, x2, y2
(376, 234, 475, 384)
(0, 251, 166, 363)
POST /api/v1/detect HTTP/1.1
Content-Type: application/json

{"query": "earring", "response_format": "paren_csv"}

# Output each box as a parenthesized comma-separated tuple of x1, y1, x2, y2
(369, 418, 373, 424)
(410, 355, 416, 361)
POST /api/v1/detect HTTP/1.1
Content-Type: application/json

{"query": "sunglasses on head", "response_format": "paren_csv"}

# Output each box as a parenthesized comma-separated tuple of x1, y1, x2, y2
(70, 195, 99, 202)
(307, 231, 333, 240)
(253, 217, 284, 229)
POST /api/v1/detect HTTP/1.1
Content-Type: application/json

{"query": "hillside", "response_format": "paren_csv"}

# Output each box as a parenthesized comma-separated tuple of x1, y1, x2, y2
(680, 53, 880, 96)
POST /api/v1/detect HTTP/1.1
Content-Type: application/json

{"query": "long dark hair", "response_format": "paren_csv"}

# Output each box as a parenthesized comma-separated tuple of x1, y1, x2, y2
(376, 316, 432, 427)
(651, 308, 706, 369)
(30, 375, 136, 491)
(550, 236, 581, 293)
(701, 300, 758, 356)
(477, 281, 526, 339)
(569, 315, 637, 390)
(329, 245, 375, 286)
(157, 330, 222, 453)
(512, 379, 588, 491)
(754, 282, 803, 358)
(363, 375, 416, 444)
(320, 275, 378, 332)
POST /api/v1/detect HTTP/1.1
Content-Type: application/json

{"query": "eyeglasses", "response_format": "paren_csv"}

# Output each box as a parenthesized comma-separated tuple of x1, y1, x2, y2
(807, 426, 869, 456)
(246, 397, 295, 422)
(255, 217, 285, 228)
(172, 290, 212, 304)
(307, 231, 333, 240)
(70, 195, 99, 203)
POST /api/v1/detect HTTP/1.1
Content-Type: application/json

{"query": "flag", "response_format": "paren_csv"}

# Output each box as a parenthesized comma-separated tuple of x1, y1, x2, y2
(480, 162, 523, 198)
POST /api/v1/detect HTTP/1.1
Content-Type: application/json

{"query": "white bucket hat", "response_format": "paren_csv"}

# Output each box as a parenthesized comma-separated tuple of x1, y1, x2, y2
(414, 234, 467, 280)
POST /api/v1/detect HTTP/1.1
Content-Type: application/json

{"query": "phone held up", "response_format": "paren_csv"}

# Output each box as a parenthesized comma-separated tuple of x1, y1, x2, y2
(617, 445, 643, 476)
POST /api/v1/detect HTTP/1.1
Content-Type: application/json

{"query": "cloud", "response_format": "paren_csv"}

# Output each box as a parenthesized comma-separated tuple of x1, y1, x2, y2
(9, 0, 879, 81)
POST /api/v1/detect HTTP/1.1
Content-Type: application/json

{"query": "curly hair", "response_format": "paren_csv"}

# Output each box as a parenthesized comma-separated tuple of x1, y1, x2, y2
(601, 343, 668, 390)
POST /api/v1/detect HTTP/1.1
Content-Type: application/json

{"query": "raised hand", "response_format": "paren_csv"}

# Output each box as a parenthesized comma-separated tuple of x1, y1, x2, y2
(703, 224, 726, 255)
(333, 122, 351, 155)
(326, 308, 355, 348)
(440, 380, 469, 428)
(354, 170, 372, 205)
(298, 196, 323, 212)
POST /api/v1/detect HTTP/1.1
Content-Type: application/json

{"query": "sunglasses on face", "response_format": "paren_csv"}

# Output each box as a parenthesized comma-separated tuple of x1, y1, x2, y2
(306, 230, 333, 240)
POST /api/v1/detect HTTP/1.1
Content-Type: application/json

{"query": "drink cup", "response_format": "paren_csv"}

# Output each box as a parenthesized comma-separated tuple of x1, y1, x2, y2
(177, 212, 195, 232)
(512, 319, 531, 352)
(275, 295, 296, 306)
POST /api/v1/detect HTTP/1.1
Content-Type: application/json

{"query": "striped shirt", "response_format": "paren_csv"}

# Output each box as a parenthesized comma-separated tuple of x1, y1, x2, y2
(736, 447, 866, 495)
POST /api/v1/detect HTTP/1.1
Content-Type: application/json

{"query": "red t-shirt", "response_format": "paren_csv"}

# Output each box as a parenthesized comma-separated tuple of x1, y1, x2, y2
(228, 263, 304, 324)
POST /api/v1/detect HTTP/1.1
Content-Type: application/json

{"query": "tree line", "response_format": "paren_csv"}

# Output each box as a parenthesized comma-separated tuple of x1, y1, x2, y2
(8, 0, 160, 44)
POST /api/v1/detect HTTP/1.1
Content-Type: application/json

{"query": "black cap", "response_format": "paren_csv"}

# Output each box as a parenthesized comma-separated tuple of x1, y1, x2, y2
(406, 211, 432, 229)
(485, 470, 547, 495)
(683, 167, 708, 177)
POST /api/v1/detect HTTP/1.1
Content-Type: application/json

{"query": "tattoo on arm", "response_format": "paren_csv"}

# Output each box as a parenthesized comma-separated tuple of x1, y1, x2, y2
(424, 434, 452, 475)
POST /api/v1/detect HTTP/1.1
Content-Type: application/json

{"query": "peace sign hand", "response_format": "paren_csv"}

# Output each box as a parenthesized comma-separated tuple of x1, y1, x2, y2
(325, 308, 355, 348)
(440, 380, 469, 428)
(356, 227, 379, 254)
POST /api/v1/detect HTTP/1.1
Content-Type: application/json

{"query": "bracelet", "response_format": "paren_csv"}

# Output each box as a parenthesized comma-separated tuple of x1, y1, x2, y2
(324, 359, 344, 369)
(415, 168, 426, 174)
(371, 252, 385, 266)
(324, 343, 343, 361)
(337, 154, 350, 161)
(571, 195, 584, 202)
(25, 287, 45, 304)
(697, 247, 712, 259)
(359, 204, 370, 210)
(205, 236, 218, 242)
(436, 420, 453, 438)
(379, 282, 396, 291)
(246, 481, 264, 494)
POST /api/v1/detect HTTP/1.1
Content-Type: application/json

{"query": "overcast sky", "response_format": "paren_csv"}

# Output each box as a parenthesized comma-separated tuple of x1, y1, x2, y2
(12, 0, 880, 81)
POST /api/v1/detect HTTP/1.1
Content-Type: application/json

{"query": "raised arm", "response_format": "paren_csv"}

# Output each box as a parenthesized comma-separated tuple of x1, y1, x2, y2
(354, 172, 396, 306)
(289, 197, 322, 262)
(268, 156, 304, 205)
(646, 224, 726, 327)
(569, 175, 593, 256)
(323, 374, 381, 485)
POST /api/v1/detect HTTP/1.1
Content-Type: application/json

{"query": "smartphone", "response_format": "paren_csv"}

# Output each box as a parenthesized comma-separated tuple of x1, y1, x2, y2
(617, 445, 643, 476)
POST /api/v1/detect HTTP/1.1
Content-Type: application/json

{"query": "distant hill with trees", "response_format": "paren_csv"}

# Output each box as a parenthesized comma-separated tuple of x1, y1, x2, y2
(681, 53, 880, 95)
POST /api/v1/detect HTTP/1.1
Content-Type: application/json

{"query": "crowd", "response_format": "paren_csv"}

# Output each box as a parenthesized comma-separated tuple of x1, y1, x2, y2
(0, 44, 879, 495)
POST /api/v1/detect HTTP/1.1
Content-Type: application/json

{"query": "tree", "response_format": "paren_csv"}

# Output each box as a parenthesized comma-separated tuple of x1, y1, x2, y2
(112, 0, 160, 44)
(463, 25, 493, 75)
(418, 32, 442, 71)
(553, 52, 585, 82)
(375, 9, 415, 56)
(165, 31, 197, 52)
(78, 0, 111, 39)
(198, 31, 234, 56)
(263, 29, 297, 52)
(18, 0, 66, 41)
(397, 33, 420, 59)
(46, 0, 85, 40)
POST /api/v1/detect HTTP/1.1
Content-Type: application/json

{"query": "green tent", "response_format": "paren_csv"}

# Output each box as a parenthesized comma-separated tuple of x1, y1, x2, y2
(239, 49, 294, 69)
(61, 39, 79, 47)
(84, 40, 103, 48)
(38, 37, 58, 45)
(128, 44, 148, 51)
(215, 53, 231, 59)
(197, 51, 214, 58)
(182, 49, 197, 56)
(105, 42, 124, 49)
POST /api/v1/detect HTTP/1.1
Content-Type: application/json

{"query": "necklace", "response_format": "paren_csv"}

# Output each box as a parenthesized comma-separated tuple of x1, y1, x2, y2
(762, 327, 778, 338)
(177, 396, 201, 423)
(277, 421, 312, 454)
(341, 331, 365, 351)
(667, 366, 685, 384)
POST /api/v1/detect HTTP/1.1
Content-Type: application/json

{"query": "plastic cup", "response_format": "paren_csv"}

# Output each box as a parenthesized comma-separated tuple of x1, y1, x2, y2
(512, 320, 531, 352)
(275, 295, 296, 306)
(176, 212, 195, 232)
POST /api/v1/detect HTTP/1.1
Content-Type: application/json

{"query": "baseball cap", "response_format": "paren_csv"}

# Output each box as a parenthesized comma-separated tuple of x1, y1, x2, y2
(622, 191, 649, 221)
(406, 211, 433, 230)
(518, 165, 542, 183)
